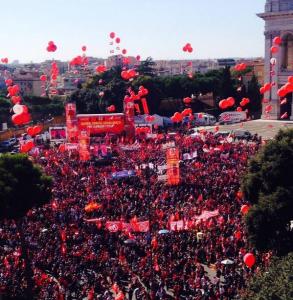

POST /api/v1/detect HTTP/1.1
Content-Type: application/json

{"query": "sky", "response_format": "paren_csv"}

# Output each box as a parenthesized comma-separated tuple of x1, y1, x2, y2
(0, 0, 266, 63)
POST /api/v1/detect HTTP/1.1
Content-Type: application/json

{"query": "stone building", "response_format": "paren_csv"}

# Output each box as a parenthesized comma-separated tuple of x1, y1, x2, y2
(258, 0, 293, 119)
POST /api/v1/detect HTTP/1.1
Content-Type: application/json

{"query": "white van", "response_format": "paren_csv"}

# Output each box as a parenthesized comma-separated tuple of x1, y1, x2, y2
(194, 113, 217, 126)
(218, 111, 247, 125)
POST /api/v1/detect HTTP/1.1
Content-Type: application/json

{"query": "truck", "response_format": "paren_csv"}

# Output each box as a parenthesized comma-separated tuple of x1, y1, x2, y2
(218, 111, 247, 125)
(193, 113, 217, 126)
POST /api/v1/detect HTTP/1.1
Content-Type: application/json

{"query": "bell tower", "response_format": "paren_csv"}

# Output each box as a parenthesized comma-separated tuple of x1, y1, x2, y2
(258, 0, 293, 119)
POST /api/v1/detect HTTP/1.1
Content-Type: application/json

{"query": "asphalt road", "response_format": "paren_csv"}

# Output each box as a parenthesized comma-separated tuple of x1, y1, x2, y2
(200, 119, 293, 140)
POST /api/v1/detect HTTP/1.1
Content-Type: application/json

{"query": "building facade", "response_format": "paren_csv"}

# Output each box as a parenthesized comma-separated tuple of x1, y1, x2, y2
(258, 0, 293, 119)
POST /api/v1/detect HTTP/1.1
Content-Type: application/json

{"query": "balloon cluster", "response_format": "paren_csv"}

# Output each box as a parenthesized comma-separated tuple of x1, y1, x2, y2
(50, 62, 59, 95)
(277, 76, 293, 98)
(234, 63, 247, 71)
(270, 36, 281, 54)
(171, 112, 183, 123)
(121, 69, 138, 81)
(182, 43, 193, 53)
(40, 75, 47, 82)
(95, 65, 107, 73)
(183, 97, 192, 105)
(70, 55, 87, 66)
(107, 105, 116, 112)
(1, 58, 8, 64)
(260, 83, 272, 94)
(181, 108, 192, 116)
(26, 125, 43, 137)
(5, 79, 31, 126)
(20, 140, 35, 153)
(219, 97, 235, 110)
(240, 97, 250, 107)
(138, 86, 149, 97)
(46, 41, 57, 52)
(136, 127, 151, 134)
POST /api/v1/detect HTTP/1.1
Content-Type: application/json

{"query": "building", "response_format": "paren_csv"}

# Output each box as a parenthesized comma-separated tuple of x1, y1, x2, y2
(237, 58, 265, 86)
(105, 55, 137, 68)
(12, 70, 43, 97)
(258, 0, 293, 119)
(217, 58, 236, 68)
(153, 59, 219, 76)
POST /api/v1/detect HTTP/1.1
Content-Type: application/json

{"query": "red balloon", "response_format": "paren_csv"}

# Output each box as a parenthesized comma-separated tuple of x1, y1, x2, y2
(227, 97, 235, 107)
(288, 76, 293, 84)
(236, 107, 243, 112)
(187, 47, 193, 53)
(40, 75, 47, 81)
(264, 83, 272, 92)
(136, 55, 141, 61)
(277, 87, 288, 98)
(122, 49, 127, 55)
(273, 36, 282, 45)
(26, 127, 34, 136)
(82, 45, 87, 52)
(265, 104, 273, 113)
(109, 32, 115, 39)
(33, 125, 43, 136)
(11, 96, 21, 105)
(260, 87, 265, 94)
(96, 65, 106, 73)
(243, 253, 256, 268)
(270, 46, 278, 54)
(115, 37, 120, 44)
(5, 79, 13, 86)
(240, 204, 250, 215)
(107, 105, 116, 112)
(183, 97, 192, 104)
(12, 112, 30, 126)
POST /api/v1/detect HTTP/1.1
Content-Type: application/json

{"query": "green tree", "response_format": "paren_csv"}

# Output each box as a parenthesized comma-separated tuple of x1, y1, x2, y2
(132, 75, 165, 114)
(68, 88, 101, 114)
(217, 67, 236, 99)
(242, 129, 293, 255)
(241, 252, 293, 300)
(247, 74, 262, 117)
(0, 154, 52, 299)
(136, 57, 156, 77)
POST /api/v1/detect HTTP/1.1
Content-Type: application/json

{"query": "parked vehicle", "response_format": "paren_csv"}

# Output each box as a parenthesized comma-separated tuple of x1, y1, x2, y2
(214, 131, 231, 138)
(194, 113, 217, 126)
(233, 130, 252, 140)
(218, 111, 247, 124)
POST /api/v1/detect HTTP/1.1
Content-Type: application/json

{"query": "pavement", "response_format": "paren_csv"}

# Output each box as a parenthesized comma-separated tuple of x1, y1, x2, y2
(198, 119, 293, 140)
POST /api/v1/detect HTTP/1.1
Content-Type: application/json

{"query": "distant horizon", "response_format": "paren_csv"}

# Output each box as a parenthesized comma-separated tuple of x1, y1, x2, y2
(0, 0, 266, 64)
(9, 55, 265, 65)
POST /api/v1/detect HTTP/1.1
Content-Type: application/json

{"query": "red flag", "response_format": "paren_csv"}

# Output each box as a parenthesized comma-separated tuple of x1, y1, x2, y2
(105, 221, 122, 232)
(197, 194, 203, 202)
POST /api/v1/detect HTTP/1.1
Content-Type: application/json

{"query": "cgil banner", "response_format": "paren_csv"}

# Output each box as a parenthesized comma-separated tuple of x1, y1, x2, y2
(105, 221, 149, 233)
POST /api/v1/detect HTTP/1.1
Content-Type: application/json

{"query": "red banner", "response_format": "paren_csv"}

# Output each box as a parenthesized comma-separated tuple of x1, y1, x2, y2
(105, 221, 122, 232)
(78, 130, 90, 161)
(77, 114, 125, 135)
(65, 103, 78, 143)
(166, 148, 180, 185)
(105, 221, 149, 233)
(170, 220, 184, 231)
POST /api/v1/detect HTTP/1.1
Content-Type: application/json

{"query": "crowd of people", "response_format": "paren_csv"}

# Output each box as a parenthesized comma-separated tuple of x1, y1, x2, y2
(0, 129, 268, 299)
